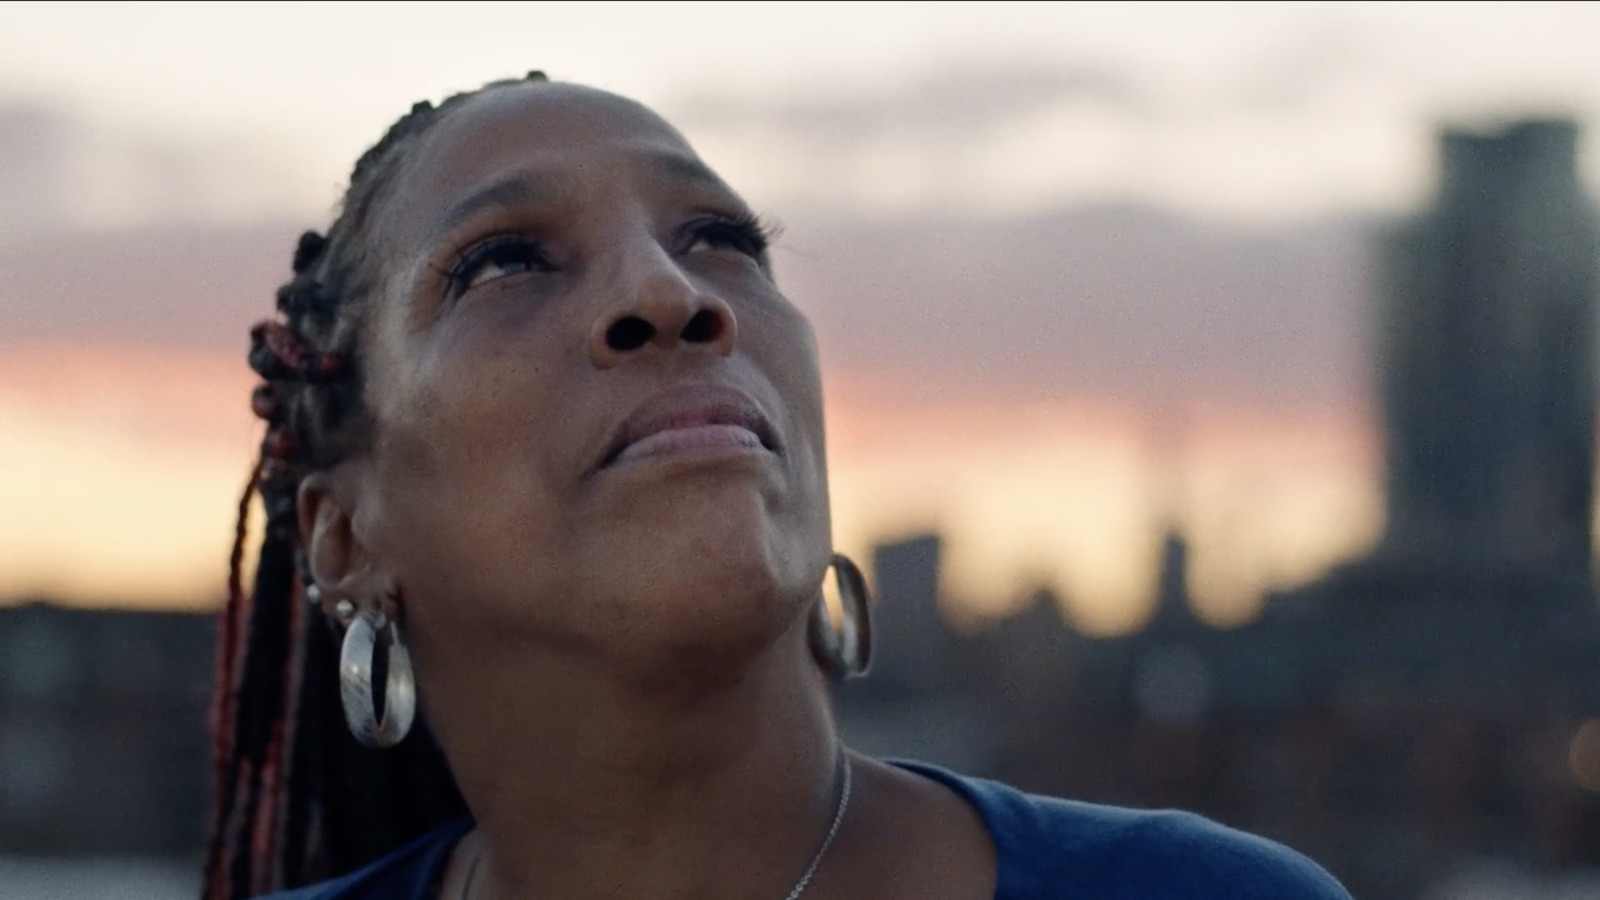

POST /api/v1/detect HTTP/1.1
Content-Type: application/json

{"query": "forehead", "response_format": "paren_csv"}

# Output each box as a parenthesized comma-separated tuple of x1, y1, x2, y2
(381, 82, 720, 247)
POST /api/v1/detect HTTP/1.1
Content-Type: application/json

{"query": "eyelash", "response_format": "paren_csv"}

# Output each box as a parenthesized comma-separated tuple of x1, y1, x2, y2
(440, 213, 777, 299)
(444, 236, 554, 297)
(685, 212, 776, 259)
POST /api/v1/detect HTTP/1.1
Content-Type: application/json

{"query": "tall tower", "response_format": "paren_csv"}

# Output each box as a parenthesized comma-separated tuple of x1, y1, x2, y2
(868, 534, 949, 692)
(1378, 119, 1598, 576)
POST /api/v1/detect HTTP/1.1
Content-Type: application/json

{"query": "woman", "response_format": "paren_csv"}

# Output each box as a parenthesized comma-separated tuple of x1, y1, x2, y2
(207, 72, 1350, 899)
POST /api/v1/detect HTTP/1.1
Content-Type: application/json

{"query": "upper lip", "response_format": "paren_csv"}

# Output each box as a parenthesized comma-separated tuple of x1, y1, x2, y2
(597, 383, 778, 469)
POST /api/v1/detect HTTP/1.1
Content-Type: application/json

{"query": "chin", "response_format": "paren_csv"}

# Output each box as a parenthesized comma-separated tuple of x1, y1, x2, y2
(585, 495, 825, 675)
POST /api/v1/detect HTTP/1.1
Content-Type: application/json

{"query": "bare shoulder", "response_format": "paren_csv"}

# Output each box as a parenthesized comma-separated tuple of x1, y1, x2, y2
(825, 755, 999, 900)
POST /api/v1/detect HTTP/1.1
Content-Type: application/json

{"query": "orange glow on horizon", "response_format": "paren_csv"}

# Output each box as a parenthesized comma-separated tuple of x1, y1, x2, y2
(823, 370, 1382, 635)
(0, 344, 257, 608)
(1, 344, 1382, 636)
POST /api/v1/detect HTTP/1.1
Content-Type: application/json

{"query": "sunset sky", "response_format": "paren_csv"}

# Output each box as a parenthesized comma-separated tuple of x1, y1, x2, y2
(3, 1, 1598, 634)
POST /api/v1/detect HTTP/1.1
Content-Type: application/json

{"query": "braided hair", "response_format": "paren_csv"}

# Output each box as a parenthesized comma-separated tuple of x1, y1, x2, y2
(205, 71, 550, 900)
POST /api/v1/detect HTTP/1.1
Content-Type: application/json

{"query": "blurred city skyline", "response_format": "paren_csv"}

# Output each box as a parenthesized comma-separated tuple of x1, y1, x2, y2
(3, 2, 1599, 633)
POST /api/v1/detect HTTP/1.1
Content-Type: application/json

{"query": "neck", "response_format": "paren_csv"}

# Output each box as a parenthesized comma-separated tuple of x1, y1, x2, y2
(421, 616, 843, 900)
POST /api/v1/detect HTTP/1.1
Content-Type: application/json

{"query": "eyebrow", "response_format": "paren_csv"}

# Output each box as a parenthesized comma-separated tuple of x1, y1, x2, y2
(422, 149, 736, 252)
(423, 170, 562, 251)
(646, 150, 731, 194)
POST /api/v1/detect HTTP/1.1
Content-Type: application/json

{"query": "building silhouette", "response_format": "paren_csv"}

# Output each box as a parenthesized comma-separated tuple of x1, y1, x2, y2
(8, 118, 1600, 900)
(833, 118, 1600, 900)
(0, 604, 213, 858)
(1378, 119, 1598, 578)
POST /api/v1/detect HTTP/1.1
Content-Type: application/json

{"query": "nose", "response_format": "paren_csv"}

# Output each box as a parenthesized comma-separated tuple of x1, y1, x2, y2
(588, 244, 738, 368)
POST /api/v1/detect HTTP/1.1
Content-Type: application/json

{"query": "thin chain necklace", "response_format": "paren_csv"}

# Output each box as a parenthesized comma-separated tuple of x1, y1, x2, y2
(784, 749, 853, 900)
(459, 750, 853, 900)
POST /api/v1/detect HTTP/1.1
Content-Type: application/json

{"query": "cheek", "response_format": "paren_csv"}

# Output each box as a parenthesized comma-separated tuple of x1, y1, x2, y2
(365, 317, 580, 608)
(766, 307, 829, 496)
(753, 303, 834, 568)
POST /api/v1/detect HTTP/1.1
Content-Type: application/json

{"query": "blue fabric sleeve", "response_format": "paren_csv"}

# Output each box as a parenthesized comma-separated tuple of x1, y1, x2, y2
(250, 817, 470, 899)
(1106, 809, 1352, 899)
(893, 761, 1351, 900)
(254, 763, 1351, 899)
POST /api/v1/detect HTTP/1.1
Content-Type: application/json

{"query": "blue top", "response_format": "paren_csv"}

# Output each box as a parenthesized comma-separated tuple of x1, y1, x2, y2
(262, 762, 1350, 899)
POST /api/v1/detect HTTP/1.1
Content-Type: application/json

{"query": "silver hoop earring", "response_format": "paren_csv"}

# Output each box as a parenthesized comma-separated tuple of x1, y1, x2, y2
(809, 553, 873, 680)
(339, 609, 416, 748)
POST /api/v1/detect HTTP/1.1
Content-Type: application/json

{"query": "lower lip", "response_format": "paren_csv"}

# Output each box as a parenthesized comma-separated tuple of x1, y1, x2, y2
(612, 424, 767, 466)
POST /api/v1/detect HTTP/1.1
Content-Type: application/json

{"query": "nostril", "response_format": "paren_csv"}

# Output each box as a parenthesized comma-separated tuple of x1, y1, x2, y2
(606, 316, 655, 352)
(681, 309, 723, 344)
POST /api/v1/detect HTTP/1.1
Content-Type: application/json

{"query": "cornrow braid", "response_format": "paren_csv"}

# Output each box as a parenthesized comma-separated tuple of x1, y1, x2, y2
(205, 71, 550, 900)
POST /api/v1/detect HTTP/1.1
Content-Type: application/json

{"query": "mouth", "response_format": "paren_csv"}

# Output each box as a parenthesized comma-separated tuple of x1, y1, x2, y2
(598, 384, 779, 470)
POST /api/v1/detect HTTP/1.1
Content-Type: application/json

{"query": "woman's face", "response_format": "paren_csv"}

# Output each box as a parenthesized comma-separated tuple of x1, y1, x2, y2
(325, 82, 832, 676)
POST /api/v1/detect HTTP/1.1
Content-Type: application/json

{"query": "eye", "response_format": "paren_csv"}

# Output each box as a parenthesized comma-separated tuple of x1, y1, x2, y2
(446, 236, 554, 296)
(684, 215, 772, 260)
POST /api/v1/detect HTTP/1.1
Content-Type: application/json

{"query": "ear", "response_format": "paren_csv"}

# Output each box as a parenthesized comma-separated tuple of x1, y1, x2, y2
(298, 469, 398, 621)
